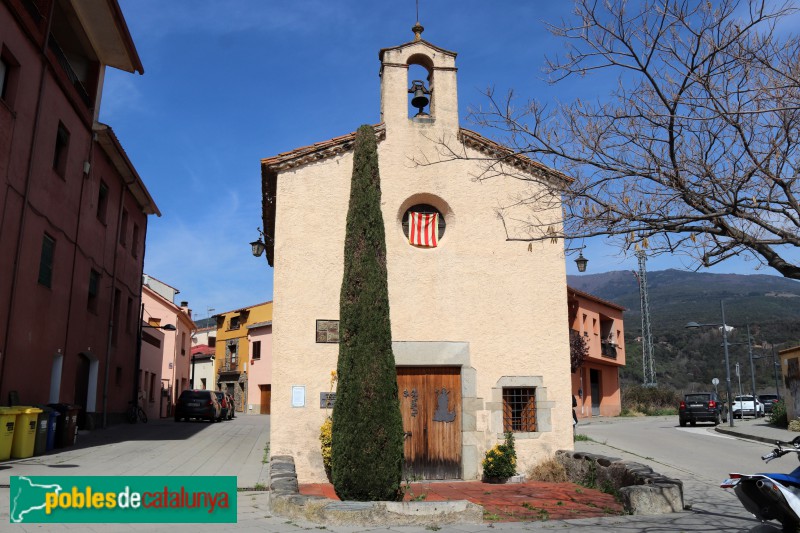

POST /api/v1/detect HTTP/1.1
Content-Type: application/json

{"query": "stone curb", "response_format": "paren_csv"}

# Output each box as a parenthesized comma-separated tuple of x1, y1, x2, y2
(714, 426, 791, 445)
(555, 450, 684, 515)
(268, 455, 483, 526)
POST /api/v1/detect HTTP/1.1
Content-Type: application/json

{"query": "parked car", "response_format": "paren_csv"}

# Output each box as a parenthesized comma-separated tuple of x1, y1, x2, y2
(732, 395, 764, 418)
(758, 394, 781, 414)
(679, 392, 726, 426)
(174, 390, 221, 422)
(214, 391, 231, 420)
(226, 393, 235, 419)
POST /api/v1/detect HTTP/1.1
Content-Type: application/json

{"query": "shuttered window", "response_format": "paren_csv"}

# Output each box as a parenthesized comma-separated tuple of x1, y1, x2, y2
(88, 269, 100, 313)
(38, 234, 55, 287)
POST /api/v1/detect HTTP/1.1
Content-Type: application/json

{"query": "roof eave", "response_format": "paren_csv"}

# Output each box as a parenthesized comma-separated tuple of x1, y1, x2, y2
(378, 39, 457, 61)
(68, 0, 144, 74)
(94, 123, 160, 216)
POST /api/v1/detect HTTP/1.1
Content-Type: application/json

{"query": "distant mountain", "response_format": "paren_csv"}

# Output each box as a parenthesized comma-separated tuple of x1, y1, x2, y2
(567, 270, 800, 393)
(193, 317, 216, 329)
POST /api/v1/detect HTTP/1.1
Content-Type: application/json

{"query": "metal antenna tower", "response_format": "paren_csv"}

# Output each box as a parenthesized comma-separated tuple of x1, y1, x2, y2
(635, 250, 656, 386)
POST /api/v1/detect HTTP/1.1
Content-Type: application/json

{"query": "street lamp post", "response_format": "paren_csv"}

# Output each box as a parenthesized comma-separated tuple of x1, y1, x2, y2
(686, 300, 735, 427)
(772, 345, 781, 398)
(746, 324, 757, 405)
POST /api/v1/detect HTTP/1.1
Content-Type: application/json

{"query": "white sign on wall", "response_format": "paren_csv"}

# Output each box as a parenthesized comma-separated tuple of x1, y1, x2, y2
(291, 386, 305, 408)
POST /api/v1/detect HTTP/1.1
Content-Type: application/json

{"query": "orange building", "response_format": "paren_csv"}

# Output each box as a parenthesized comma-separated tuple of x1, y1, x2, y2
(568, 287, 626, 418)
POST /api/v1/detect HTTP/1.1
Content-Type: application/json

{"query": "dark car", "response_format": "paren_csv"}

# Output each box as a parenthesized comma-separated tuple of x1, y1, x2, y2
(679, 392, 725, 426)
(214, 391, 230, 420)
(174, 390, 221, 422)
(226, 393, 235, 419)
(758, 394, 780, 414)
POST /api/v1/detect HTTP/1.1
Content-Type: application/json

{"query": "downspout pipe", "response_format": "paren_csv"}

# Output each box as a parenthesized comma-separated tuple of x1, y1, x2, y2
(101, 184, 126, 427)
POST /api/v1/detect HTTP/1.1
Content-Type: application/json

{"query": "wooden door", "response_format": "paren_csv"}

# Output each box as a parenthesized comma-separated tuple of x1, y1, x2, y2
(259, 384, 271, 414)
(397, 367, 461, 480)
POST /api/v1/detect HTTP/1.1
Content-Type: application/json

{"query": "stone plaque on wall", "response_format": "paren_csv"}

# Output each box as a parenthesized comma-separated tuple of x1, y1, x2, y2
(316, 320, 339, 343)
(320, 392, 336, 408)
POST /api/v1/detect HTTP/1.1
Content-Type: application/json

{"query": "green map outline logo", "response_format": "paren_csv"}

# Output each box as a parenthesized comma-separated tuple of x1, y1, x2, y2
(9, 476, 237, 523)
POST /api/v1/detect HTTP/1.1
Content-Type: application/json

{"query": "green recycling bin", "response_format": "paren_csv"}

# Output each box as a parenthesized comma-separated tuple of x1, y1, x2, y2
(0, 407, 20, 461)
(33, 405, 54, 456)
(11, 407, 41, 459)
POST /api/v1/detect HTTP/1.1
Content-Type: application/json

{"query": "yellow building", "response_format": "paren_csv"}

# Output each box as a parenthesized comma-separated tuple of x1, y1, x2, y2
(214, 301, 273, 413)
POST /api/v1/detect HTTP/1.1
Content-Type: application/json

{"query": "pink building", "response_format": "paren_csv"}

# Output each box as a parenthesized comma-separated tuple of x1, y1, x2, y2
(0, 0, 156, 427)
(141, 277, 195, 418)
(246, 321, 272, 414)
(138, 324, 165, 422)
(568, 287, 626, 418)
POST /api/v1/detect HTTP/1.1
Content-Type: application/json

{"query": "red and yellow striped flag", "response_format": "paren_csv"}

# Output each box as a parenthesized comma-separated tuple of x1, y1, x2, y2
(409, 212, 438, 247)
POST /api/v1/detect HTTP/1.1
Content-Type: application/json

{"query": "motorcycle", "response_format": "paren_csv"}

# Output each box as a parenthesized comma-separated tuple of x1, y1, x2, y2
(722, 436, 800, 532)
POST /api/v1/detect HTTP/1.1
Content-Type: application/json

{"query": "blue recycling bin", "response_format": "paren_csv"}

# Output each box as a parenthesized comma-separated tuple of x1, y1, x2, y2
(38, 406, 60, 452)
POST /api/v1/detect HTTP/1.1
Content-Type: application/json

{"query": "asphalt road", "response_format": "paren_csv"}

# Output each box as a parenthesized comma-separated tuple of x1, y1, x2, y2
(575, 415, 782, 532)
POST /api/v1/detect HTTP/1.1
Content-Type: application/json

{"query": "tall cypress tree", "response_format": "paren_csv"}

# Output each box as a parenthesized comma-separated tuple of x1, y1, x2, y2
(331, 124, 404, 501)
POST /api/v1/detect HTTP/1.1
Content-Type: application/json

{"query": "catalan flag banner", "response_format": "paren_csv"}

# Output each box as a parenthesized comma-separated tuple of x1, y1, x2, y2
(409, 212, 438, 247)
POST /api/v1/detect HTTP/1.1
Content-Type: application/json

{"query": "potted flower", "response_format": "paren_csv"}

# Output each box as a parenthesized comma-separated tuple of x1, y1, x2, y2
(482, 431, 517, 483)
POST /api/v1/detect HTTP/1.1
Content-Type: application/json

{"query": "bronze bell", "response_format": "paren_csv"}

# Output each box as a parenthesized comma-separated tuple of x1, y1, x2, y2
(409, 80, 430, 115)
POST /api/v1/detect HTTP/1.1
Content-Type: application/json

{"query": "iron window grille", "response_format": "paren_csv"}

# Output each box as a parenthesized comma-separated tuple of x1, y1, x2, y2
(502, 387, 537, 432)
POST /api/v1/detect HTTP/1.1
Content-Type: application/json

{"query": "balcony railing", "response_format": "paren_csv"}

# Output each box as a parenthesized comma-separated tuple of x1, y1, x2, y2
(48, 36, 92, 108)
(601, 341, 618, 359)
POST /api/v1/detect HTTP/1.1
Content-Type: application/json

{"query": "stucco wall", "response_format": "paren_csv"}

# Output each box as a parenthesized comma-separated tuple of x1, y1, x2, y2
(269, 39, 572, 483)
(247, 324, 272, 414)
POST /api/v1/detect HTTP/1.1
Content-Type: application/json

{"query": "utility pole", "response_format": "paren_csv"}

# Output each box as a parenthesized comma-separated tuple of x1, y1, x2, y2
(635, 250, 656, 386)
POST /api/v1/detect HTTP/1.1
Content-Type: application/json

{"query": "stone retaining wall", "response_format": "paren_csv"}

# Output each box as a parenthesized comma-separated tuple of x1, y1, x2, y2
(555, 450, 684, 514)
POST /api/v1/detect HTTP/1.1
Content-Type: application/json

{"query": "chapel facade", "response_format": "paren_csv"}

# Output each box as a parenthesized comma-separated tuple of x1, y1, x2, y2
(261, 25, 574, 483)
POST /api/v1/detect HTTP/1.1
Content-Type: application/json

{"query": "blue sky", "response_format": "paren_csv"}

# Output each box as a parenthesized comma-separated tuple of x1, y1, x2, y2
(100, 1, 796, 318)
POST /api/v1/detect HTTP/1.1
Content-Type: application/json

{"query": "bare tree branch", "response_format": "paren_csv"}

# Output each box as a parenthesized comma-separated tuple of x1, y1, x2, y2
(458, 0, 800, 279)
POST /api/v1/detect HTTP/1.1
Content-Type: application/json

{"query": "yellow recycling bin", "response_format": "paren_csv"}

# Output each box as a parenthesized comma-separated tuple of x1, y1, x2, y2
(0, 407, 21, 461)
(11, 407, 42, 459)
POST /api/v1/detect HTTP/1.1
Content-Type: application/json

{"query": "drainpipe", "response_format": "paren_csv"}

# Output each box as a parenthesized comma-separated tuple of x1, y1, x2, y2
(101, 185, 126, 427)
(0, 2, 56, 397)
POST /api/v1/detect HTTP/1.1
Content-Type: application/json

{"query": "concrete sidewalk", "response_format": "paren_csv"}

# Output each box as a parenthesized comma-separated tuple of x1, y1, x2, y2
(0, 414, 270, 488)
(714, 416, 798, 445)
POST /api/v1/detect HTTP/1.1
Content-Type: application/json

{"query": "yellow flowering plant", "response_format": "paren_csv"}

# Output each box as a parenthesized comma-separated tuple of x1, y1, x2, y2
(482, 431, 517, 480)
(320, 371, 337, 478)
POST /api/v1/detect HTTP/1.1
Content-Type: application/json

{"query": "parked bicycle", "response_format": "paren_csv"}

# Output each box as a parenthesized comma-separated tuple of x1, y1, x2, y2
(126, 400, 147, 424)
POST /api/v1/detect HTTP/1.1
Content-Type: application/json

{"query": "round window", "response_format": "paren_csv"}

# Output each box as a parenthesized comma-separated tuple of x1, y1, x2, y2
(402, 204, 446, 241)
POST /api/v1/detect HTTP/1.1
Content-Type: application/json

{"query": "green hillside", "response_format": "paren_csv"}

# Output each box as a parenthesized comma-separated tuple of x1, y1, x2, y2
(567, 270, 800, 395)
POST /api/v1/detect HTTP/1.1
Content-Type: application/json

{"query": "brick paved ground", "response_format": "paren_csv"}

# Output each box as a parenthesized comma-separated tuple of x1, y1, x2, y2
(299, 480, 625, 522)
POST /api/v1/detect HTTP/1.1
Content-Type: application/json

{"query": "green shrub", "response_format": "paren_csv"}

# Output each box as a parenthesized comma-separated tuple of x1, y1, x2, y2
(482, 432, 517, 479)
(621, 385, 681, 415)
(331, 125, 404, 502)
(768, 399, 788, 428)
